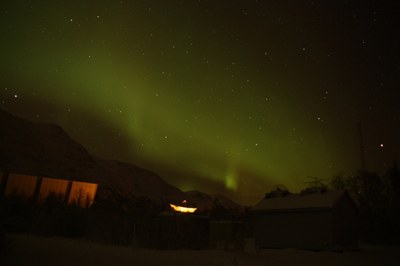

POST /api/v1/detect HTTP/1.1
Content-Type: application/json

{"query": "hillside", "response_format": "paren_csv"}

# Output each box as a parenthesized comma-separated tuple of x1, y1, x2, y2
(0, 108, 242, 211)
(186, 190, 243, 213)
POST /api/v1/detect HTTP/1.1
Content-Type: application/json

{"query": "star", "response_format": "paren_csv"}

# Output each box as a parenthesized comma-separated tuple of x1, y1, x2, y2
(0, 0, 398, 206)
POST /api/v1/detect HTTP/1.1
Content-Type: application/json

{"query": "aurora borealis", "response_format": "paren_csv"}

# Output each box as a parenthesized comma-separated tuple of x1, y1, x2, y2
(1, 1, 399, 204)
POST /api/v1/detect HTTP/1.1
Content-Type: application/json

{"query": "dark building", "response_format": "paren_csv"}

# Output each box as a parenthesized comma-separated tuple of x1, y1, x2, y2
(156, 212, 209, 249)
(251, 189, 358, 250)
(209, 220, 244, 250)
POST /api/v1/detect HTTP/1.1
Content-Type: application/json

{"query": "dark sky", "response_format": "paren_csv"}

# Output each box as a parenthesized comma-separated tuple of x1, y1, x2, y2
(1, 0, 399, 204)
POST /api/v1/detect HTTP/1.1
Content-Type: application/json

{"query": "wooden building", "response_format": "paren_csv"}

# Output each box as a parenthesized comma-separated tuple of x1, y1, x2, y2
(251, 189, 358, 250)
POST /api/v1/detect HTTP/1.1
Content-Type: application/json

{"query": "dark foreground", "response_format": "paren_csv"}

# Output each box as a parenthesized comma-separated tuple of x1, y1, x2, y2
(1, 234, 399, 266)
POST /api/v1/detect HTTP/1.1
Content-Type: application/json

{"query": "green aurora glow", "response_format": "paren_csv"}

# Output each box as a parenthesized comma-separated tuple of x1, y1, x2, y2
(1, 1, 399, 204)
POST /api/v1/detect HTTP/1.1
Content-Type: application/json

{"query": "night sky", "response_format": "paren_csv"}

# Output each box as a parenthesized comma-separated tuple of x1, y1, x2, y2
(1, 0, 399, 205)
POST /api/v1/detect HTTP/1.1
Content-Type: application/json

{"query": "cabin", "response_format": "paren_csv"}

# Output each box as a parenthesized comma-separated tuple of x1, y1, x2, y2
(251, 188, 358, 250)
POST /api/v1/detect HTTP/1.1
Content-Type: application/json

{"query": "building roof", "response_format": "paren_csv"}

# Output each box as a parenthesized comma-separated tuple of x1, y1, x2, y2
(252, 190, 349, 212)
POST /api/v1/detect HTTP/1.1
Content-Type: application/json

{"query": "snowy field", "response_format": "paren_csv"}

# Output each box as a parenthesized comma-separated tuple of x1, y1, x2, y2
(1, 234, 399, 266)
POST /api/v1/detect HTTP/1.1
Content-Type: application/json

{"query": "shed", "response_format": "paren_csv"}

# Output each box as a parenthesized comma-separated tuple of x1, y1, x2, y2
(251, 189, 358, 250)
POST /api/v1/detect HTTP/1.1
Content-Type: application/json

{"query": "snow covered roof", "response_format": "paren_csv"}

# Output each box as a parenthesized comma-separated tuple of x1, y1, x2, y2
(252, 190, 349, 212)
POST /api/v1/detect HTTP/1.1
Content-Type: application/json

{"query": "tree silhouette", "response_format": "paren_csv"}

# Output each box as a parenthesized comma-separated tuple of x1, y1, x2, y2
(329, 162, 400, 244)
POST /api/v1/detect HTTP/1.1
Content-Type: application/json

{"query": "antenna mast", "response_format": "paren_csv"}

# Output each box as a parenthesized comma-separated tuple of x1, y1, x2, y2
(358, 122, 366, 171)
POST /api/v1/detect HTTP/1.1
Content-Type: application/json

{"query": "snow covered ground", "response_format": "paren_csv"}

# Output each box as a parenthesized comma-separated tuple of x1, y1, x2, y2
(1, 234, 399, 266)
